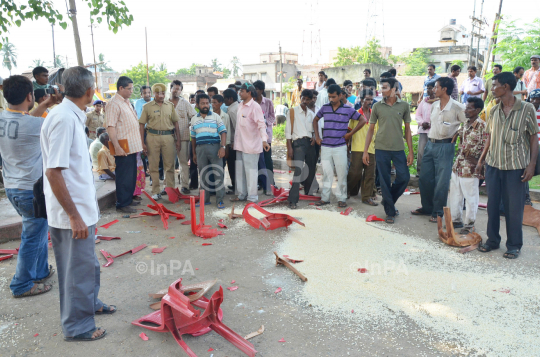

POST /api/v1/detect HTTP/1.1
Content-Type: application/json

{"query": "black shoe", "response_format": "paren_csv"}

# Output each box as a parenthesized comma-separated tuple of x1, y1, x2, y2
(181, 187, 190, 195)
(116, 206, 137, 213)
(228, 185, 234, 190)
(160, 189, 167, 196)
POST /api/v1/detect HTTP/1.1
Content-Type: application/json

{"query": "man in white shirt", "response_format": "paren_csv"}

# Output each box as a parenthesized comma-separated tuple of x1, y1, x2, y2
(286, 89, 318, 208)
(89, 127, 106, 171)
(459, 65, 485, 103)
(41, 66, 115, 342)
(315, 71, 326, 92)
(275, 103, 289, 125)
(414, 77, 466, 222)
(315, 78, 336, 108)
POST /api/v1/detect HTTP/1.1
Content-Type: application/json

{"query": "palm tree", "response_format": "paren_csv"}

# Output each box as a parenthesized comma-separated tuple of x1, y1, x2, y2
(97, 53, 113, 72)
(230, 56, 241, 77)
(30, 59, 47, 68)
(1, 40, 17, 75)
(158, 62, 167, 72)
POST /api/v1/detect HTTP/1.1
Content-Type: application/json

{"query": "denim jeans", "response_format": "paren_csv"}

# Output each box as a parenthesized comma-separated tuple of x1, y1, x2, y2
(375, 149, 410, 217)
(6, 189, 49, 296)
(418, 141, 455, 217)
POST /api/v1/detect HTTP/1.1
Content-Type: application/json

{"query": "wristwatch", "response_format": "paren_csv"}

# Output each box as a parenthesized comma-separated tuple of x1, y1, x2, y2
(221, 145, 226, 149)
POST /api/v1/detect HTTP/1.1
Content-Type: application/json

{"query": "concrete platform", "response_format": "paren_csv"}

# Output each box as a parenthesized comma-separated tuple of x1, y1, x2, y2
(0, 174, 116, 244)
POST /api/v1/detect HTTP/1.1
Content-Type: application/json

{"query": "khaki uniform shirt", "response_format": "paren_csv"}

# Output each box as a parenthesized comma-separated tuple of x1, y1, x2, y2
(139, 100, 179, 133)
(85, 110, 105, 139)
(97, 146, 116, 175)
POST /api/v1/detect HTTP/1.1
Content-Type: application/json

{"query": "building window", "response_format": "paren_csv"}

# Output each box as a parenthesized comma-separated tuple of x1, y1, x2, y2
(261, 73, 267, 82)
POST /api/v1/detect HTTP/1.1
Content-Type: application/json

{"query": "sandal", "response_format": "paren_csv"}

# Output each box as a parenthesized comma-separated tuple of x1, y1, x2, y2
(362, 199, 379, 206)
(429, 216, 438, 223)
(229, 197, 246, 202)
(503, 250, 520, 259)
(217, 201, 225, 210)
(13, 283, 52, 298)
(315, 200, 330, 207)
(478, 243, 498, 253)
(411, 208, 431, 216)
(386, 216, 395, 224)
(195, 202, 211, 207)
(338, 201, 347, 208)
(95, 304, 117, 315)
(288, 202, 297, 209)
(453, 222, 464, 229)
(34, 265, 55, 283)
(65, 327, 107, 342)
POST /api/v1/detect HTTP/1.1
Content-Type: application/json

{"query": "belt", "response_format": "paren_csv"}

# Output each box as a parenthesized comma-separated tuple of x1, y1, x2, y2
(429, 138, 453, 143)
(148, 129, 174, 135)
(293, 136, 311, 142)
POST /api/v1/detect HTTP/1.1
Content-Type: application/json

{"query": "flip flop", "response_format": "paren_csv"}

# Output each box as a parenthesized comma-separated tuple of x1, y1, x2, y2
(95, 304, 116, 315)
(385, 216, 395, 224)
(362, 199, 378, 206)
(217, 201, 225, 210)
(195, 202, 211, 207)
(64, 328, 107, 342)
(411, 208, 430, 216)
(429, 216, 438, 223)
(477, 243, 498, 253)
(315, 200, 330, 207)
(338, 201, 347, 208)
(503, 250, 520, 259)
(34, 265, 55, 283)
(13, 283, 52, 298)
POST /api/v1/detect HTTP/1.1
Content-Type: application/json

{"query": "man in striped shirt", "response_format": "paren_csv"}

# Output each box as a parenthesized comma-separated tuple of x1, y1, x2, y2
(313, 84, 362, 208)
(190, 94, 227, 209)
(476, 72, 539, 259)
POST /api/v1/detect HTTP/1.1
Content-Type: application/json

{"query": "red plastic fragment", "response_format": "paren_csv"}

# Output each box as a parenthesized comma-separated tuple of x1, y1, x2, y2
(181, 220, 191, 225)
(218, 223, 228, 229)
(99, 219, 119, 229)
(190, 190, 223, 238)
(227, 286, 238, 291)
(278, 338, 286, 342)
(358, 268, 368, 273)
(258, 186, 318, 207)
(132, 278, 257, 356)
(231, 280, 235, 284)
(169, 237, 175, 239)
(243, 203, 305, 231)
(351, 309, 354, 313)
(478, 203, 487, 208)
(152, 247, 167, 254)
(34, 333, 39, 337)
(99, 244, 147, 267)
(139, 332, 149, 341)
(96, 235, 121, 241)
(366, 215, 385, 222)
(340, 207, 353, 216)
(274, 287, 282, 294)
(0, 254, 14, 261)
(284, 257, 304, 263)
(0, 248, 19, 255)
(202, 243, 213, 246)
(165, 187, 199, 204)
(208, 348, 214, 352)
(130, 191, 186, 230)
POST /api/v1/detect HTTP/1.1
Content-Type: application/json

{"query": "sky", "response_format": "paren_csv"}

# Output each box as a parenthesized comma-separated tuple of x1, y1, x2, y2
(0, 0, 537, 78)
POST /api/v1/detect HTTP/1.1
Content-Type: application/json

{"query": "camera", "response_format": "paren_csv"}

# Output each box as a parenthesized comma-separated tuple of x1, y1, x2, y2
(45, 85, 60, 94)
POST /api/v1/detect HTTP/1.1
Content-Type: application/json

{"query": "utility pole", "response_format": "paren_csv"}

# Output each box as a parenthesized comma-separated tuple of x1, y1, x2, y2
(475, 0, 484, 69)
(481, 0, 503, 76)
(145, 27, 150, 86)
(89, 17, 98, 92)
(279, 42, 283, 105)
(52, 24, 56, 68)
(68, 0, 84, 66)
(468, 0, 476, 67)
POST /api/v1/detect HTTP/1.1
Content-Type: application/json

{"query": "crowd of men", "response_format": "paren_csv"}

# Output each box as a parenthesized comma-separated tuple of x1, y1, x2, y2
(0, 53, 539, 341)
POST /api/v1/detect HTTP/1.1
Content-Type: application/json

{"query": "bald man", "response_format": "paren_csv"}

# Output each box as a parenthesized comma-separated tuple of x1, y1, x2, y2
(139, 83, 180, 200)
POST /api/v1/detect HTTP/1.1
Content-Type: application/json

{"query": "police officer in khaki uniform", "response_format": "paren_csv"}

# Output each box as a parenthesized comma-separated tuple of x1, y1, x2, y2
(139, 83, 180, 200)
(86, 100, 106, 139)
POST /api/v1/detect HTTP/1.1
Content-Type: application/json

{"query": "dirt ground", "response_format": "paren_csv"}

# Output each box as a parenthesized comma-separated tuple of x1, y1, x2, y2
(1, 171, 539, 357)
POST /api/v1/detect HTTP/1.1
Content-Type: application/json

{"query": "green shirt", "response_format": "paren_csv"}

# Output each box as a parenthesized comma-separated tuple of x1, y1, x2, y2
(369, 98, 411, 151)
(486, 99, 538, 171)
(484, 78, 494, 103)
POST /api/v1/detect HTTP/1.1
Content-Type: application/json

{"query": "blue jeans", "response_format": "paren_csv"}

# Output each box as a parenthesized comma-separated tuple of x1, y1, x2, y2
(418, 141, 455, 217)
(375, 150, 410, 216)
(6, 189, 49, 296)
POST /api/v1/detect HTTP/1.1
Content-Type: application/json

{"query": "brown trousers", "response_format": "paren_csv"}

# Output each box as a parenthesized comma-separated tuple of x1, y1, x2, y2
(347, 151, 376, 201)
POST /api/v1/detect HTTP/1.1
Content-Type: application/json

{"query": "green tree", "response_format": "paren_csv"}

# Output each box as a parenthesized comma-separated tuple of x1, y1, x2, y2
(282, 76, 297, 93)
(333, 39, 389, 66)
(98, 53, 113, 72)
(30, 58, 46, 68)
(210, 58, 221, 72)
(175, 63, 200, 76)
(230, 56, 241, 77)
(1, 40, 17, 75)
(493, 18, 540, 71)
(122, 62, 169, 99)
(402, 48, 432, 76)
(53, 55, 65, 68)
(158, 62, 167, 72)
(222, 68, 231, 78)
(0, 0, 133, 50)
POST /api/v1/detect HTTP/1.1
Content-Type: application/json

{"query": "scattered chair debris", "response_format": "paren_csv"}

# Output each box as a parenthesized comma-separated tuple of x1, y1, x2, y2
(148, 279, 218, 310)
(258, 185, 319, 207)
(243, 203, 305, 231)
(130, 191, 186, 230)
(165, 187, 199, 204)
(227, 204, 243, 220)
(438, 207, 482, 251)
(99, 244, 147, 267)
(190, 190, 223, 238)
(244, 325, 264, 340)
(274, 252, 307, 282)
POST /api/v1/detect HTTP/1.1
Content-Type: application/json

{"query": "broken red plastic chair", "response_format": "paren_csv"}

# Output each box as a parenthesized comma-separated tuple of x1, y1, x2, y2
(100, 244, 147, 267)
(96, 235, 121, 241)
(0, 248, 19, 255)
(132, 278, 257, 357)
(258, 185, 319, 207)
(131, 191, 186, 229)
(340, 207, 353, 216)
(243, 203, 305, 231)
(366, 215, 385, 222)
(189, 190, 223, 238)
(0, 254, 14, 262)
(165, 187, 200, 204)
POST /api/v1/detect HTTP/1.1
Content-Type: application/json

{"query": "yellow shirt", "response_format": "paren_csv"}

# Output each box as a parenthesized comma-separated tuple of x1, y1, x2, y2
(291, 87, 303, 107)
(139, 100, 179, 131)
(97, 146, 116, 175)
(349, 109, 378, 154)
(480, 99, 498, 124)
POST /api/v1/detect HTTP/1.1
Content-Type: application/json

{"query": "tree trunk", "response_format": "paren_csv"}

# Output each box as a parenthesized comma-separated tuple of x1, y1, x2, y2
(69, 0, 84, 66)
